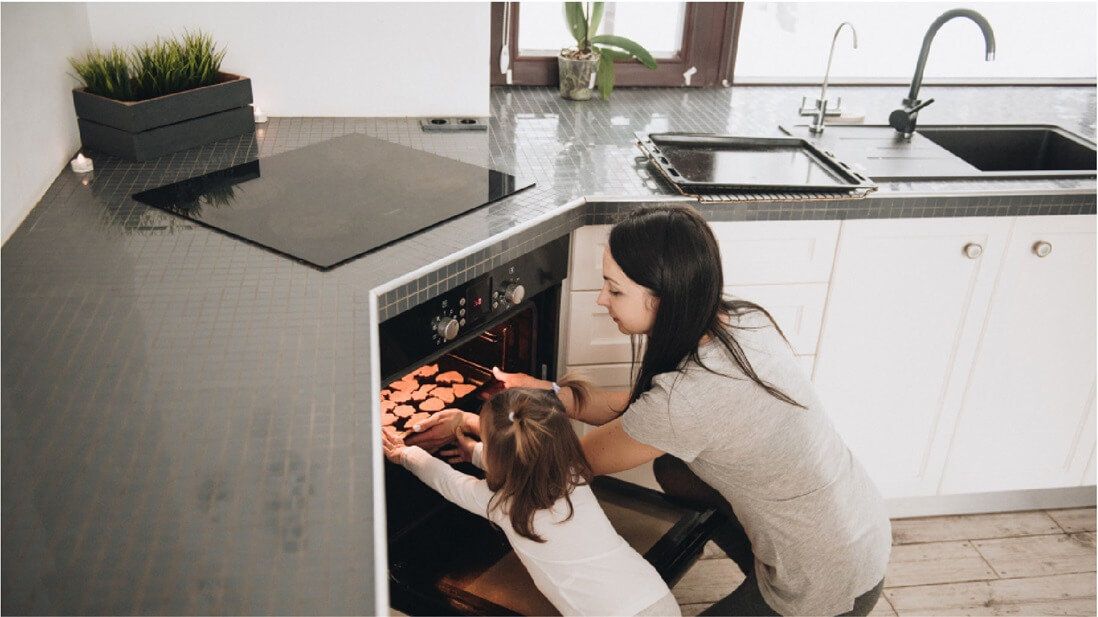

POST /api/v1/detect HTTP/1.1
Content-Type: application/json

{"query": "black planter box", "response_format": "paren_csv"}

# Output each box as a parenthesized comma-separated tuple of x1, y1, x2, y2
(72, 72, 255, 162)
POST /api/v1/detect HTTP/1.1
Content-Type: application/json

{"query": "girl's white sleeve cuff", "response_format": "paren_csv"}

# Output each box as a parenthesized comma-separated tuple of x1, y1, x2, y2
(472, 441, 485, 470)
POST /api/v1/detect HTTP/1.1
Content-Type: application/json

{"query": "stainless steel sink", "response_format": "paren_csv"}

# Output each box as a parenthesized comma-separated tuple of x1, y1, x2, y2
(917, 125, 1096, 174)
(780, 124, 1097, 181)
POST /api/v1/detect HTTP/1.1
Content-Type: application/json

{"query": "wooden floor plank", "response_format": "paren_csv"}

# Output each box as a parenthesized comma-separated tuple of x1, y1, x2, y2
(700, 539, 728, 560)
(891, 511, 1061, 544)
(973, 532, 1097, 578)
(679, 602, 711, 617)
(1046, 507, 1097, 533)
(671, 558, 744, 606)
(885, 541, 998, 588)
(885, 572, 1096, 616)
(869, 595, 899, 616)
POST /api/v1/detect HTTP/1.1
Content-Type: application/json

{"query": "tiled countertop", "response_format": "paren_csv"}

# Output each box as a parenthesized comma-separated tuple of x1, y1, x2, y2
(2, 85, 1095, 615)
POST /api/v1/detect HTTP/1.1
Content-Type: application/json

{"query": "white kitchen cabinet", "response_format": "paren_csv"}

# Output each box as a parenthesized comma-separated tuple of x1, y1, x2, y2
(812, 217, 1013, 498)
(939, 215, 1097, 494)
(565, 221, 839, 369)
(564, 291, 637, 366)
(713, 220, 840, 286)
(568, 220, 840, 291)
(562, 363, 634, 390)
(1086, 447, 1097, 487)
(570, 225, 613, 291)
(728, 283, 828, 356)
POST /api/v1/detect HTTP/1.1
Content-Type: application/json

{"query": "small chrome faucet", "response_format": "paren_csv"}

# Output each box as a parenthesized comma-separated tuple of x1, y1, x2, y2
(890, 8, 996, 137)
(800, 21, 858, 134)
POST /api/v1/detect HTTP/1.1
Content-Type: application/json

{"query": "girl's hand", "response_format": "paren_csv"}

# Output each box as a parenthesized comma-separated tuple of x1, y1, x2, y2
(405, 408, 465, 452)
(491, 366, 554, 391)
(441, 427, 477, 465)
(381, 427, 406, 464)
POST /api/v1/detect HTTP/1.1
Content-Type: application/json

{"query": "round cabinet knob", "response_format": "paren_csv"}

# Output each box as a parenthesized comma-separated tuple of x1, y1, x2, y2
(1032, 241, 1053, 258)
(435, 316, 460, 341)
(963, 243, 984, 259)
(503, 283, 526, 305)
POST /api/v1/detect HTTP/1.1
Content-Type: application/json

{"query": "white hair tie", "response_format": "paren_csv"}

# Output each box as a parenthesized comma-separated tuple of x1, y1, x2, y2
(508, 411, 515, 422)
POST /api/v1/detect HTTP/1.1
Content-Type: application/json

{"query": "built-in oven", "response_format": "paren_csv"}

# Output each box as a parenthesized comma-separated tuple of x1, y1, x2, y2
(378, 235, 721, 616)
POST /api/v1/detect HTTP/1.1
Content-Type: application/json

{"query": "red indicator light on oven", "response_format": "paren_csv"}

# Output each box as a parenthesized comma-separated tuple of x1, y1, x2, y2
(472, 297, 483, 308)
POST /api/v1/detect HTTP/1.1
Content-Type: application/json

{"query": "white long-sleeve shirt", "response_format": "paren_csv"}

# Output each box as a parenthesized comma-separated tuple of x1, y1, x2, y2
(398, 444, 674, 616)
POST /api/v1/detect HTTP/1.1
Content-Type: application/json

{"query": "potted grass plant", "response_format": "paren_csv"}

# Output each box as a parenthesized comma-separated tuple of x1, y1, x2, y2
(559, 2, 657, 101)
(69, 30, 254, 162)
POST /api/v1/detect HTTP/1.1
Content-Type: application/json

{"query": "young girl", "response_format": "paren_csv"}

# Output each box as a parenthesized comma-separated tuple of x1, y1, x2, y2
(489, 204, 892, 616)
(382, 386, 681, 617)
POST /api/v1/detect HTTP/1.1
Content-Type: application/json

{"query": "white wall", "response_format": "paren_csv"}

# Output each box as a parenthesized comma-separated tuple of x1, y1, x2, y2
(84, 2, 491, 117)
(1, 3, 94, 244)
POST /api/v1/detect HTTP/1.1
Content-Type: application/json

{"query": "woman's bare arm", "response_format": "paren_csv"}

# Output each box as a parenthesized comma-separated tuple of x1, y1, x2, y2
(491, 367, 631, 426)
(556, 384, 631, 426)
(581, 417, 664, 476)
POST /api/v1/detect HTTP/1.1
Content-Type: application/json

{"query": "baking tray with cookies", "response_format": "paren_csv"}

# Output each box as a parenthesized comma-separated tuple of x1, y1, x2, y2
(381, 354, 496, 439)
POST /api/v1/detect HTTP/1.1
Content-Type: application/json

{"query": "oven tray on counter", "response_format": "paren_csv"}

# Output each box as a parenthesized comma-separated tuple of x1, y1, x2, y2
(636, 132, 876, 195)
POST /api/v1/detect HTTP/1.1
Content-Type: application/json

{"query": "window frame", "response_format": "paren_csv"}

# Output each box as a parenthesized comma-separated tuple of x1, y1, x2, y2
(489, 2, 744, 88)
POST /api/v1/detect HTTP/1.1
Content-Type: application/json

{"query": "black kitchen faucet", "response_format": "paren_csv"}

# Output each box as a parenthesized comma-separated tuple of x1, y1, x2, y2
(890, 8, 996, 138)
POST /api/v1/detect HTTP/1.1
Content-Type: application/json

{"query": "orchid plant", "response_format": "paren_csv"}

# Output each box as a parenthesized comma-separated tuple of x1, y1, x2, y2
(562, 2, 657, 100)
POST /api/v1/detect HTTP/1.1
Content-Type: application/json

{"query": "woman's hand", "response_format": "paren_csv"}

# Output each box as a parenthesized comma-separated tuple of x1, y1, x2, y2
(440, 428, 478, 465)
(381, 427, 407, 464)
(404, 408, 466, 452)
(491, 366, 554, 391)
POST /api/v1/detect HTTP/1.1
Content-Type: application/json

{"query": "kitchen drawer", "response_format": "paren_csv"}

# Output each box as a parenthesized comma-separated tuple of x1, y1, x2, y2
(727, 283, 828, 356)
(563, 363, 635, 390)
(564, 291, 636, 365)
(566, 283, 825, 365)
(570, 225, 612, 291)
(569, 221, 840, 291)
(713, 220, 840, 285)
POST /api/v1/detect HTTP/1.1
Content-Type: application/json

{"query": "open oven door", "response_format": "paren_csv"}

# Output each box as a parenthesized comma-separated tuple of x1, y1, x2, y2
(388, 475, 722, 616)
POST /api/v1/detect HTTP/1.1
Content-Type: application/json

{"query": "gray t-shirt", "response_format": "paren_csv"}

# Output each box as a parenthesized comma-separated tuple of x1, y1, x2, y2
(621, 311, 891, 616)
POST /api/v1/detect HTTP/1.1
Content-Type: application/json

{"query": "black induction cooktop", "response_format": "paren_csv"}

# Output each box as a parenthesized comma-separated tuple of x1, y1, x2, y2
(131, 133, 533, 270)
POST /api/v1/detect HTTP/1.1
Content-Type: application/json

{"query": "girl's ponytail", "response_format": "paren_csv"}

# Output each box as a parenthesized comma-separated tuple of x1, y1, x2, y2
(480, 388, 593, 542)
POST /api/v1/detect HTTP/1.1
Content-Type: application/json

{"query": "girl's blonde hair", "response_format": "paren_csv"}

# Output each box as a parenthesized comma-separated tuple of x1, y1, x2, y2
(480, 384, 593, 542)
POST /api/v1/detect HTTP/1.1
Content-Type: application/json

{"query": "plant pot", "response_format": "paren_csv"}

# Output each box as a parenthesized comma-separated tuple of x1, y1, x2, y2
(558, 53, 600, 101)
(72, 72, 255, 162)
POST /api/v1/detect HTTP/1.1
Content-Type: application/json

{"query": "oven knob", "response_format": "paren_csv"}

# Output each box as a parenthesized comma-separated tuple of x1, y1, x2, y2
(435, 316, 460, 341)
(502, 283, 526, 305)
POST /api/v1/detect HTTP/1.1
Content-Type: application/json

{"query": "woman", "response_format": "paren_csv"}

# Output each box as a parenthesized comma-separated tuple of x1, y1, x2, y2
(409, 203, 891, 616)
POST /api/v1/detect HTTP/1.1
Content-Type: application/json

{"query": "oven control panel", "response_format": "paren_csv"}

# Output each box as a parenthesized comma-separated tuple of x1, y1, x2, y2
(379, 235, 568, 381)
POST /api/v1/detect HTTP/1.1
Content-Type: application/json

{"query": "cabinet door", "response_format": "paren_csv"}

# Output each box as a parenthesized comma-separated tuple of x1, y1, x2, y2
(940, 215, 1097, 493)
(813, 217, 1012, 498)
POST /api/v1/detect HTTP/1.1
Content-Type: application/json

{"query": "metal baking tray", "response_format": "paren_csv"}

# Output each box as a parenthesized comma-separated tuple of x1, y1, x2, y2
(636, 132, 876, 194)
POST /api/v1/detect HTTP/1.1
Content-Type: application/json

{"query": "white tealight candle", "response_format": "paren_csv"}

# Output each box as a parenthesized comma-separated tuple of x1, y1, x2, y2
(253, 106, 268, 123)
(70, 153, 94, 173)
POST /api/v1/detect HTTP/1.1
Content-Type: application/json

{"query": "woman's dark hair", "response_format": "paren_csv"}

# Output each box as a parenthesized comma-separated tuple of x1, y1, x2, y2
(607, 204, 803, 408)
(480, 387, 594, 542)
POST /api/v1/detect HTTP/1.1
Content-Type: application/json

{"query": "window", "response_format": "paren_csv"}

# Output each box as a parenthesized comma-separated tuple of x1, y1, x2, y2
(490, 2, 744, 88)
(735, 2, 1096, 84)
